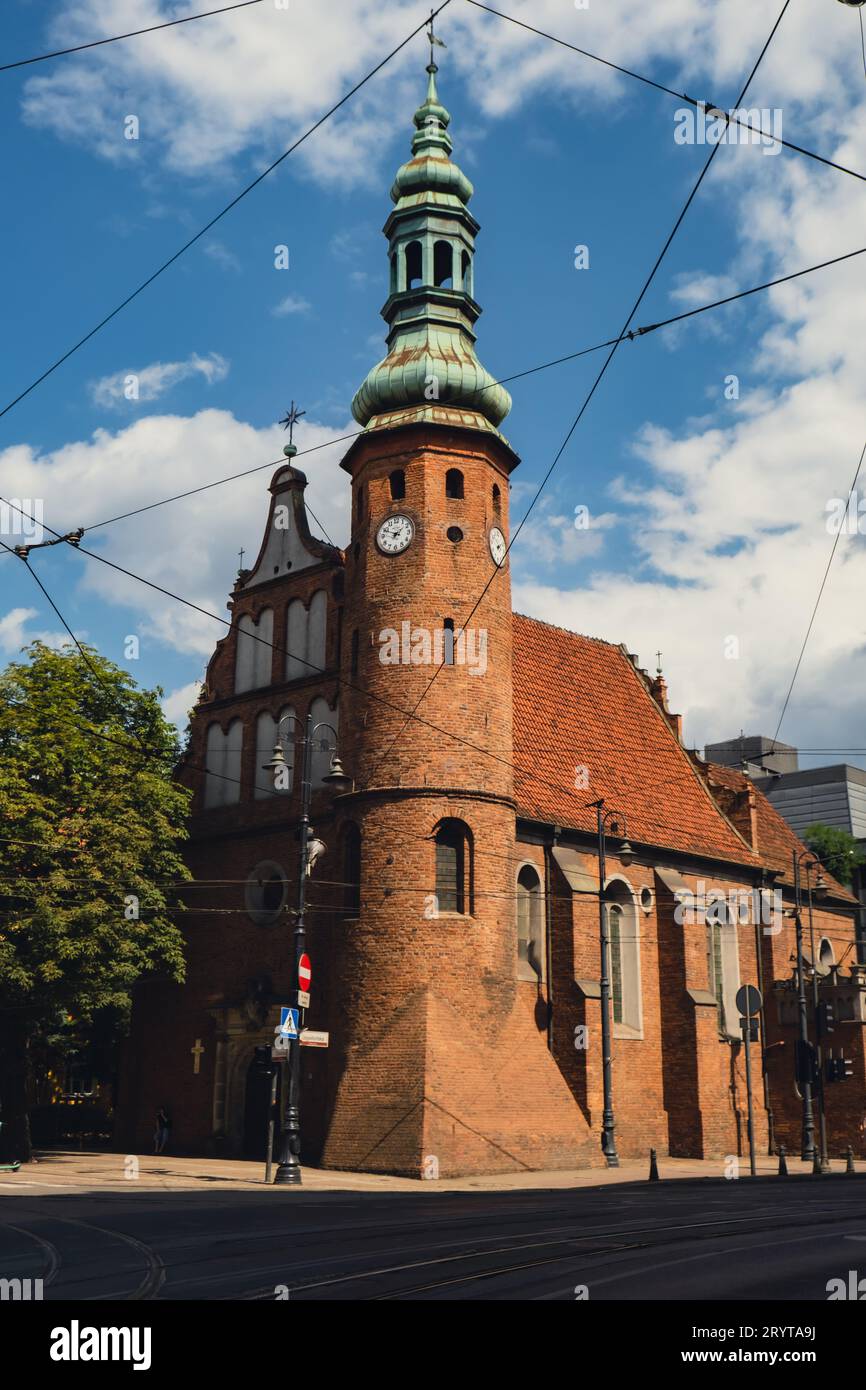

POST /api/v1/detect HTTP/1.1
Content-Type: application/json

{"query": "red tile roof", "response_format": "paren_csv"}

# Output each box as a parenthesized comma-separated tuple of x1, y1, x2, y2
(705, 761, 858, 904)
(512, 613, 762, 866)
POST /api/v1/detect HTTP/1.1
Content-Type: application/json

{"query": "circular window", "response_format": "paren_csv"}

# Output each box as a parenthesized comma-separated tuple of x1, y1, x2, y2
(246, 860, 288, 926)
(447, 526, 464, 543)
(639, 886, 654, 913)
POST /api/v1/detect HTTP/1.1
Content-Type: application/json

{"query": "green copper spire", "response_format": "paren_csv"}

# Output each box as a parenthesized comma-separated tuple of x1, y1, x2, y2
(351, 59, 512, 437)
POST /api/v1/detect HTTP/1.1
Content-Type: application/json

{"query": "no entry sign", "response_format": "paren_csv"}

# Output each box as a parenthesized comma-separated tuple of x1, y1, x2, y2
(298, 953, 312, 991)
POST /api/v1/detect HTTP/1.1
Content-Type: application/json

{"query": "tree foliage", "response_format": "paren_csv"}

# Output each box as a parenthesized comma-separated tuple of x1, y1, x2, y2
(803, 822, 865, 889)
(0, 642, 191, 1158)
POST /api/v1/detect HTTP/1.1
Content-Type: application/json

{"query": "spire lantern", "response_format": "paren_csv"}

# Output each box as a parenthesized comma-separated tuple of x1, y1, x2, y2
(351, 49, 512, 438)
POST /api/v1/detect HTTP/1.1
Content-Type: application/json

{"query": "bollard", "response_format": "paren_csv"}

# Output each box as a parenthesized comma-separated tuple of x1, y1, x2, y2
(812, 1147, 822, 1175)
(777, 1144, 788, 1177)
(846, 1145, 856, 1175)
(648, 1147, 660, 1181)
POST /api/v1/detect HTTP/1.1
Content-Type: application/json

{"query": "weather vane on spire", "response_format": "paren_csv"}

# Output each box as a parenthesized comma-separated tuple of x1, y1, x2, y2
(427, 9, 446, 65)
(279, 400, 306, 448)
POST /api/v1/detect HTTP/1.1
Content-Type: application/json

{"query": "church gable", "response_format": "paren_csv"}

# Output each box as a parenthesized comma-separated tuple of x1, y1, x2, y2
(240, 463, 342, 590)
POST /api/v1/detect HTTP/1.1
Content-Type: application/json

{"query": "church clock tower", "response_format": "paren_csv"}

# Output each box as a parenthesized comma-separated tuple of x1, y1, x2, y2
(320, 58, 593, 1176)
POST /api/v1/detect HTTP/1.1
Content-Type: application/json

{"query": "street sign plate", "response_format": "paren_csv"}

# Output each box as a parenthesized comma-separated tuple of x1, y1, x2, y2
(298, 953, 312, 990)
(279, 1007, 299, 1038)
(300, 1030, 329, 1048)
(297, 990, 310, 1009)
(735, 984, 762, 1017)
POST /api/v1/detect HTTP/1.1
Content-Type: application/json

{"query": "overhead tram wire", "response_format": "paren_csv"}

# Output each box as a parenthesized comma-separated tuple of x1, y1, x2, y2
(773, 434, 866, 742)
(0, 533, 795, 857)
(464, 0, 866, 189)
(365, 0, 795, 787)
(0, 0, 454, 425)
(64, 242, 866, 534)
(0, 0, 266, 72)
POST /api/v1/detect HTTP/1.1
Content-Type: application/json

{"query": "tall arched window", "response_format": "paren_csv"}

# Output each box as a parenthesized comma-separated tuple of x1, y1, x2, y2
(389, 469, 405, 500)
(434, 819, 472, 914)
(604, 879, 642, 1035)
(254, 706, 296, 800)
(445, 469, 464, 499)
(310, 695, 339, 787)
(406, 240, 422, 289)
(342, 822, 361, 918)
(434, 239, 453, 288)
(492, 483, 501, 512)
(706, 898, 740, 1038)
(204, 719, 243, 809)
(235, 609, 274, 693)
(517, 864, 544, 981)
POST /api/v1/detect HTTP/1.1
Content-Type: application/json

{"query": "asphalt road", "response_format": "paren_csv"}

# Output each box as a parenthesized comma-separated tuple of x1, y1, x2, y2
(2, 1175, 865, 1301)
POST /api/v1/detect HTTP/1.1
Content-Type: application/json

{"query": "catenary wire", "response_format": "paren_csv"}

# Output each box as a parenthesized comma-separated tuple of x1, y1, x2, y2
(0, 0, 454, 424)
(0, 0, 266, 72)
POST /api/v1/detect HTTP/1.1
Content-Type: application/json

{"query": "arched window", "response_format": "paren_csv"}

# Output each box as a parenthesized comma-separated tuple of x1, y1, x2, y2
(285, 592, 327, 683)
(389, 469, 405, 500)
(443, 618, 455, 666)
(492, 483, 501, 512)
(235, 608, 274, 693)
(517, 865, 544, 981)
(604, 879, 643, 1035)
(461, 250, 472, 296)
(445, 468, 464, 500)
(434, 239, 453, 288)
(310, 695, 339, 788)
(389, 252, 397, 294)
(342, 822, 361, 917)
(254, 706, 296, 800)
(406, 240, 422, 289)
(434, 819, 472, 915)
(705, 897, 740, 1038)
(356, 483, 364, 521)
(245, 860, 288, 926)
(204, 719, 243, 809)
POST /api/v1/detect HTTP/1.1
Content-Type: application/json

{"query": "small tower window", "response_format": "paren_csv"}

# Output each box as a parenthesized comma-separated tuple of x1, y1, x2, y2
(389, 468, 405, 500)
(434, 819, 472, 915)
(492, 483, 501, 512)
(445, 468, 464, 500)
(356, 483, 364, 521)
(443, 617, 455, 665)
(462, 250, 472, 297)
(350, 628, 359, 678)
(434, 240, 454, 288)
(406, 240, 423, 289)
(389, 252, 397, 294)
(342, 822, 362, 918)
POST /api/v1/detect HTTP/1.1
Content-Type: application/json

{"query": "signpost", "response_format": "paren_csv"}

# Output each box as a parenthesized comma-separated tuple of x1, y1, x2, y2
(736, 984, 763, 1177)
(299, 1030, 329, 1048)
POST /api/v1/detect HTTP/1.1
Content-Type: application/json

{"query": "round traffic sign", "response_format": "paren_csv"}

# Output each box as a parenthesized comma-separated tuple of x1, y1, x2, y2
(298, 953, 312, 990)
(736, 984, 762, 1017)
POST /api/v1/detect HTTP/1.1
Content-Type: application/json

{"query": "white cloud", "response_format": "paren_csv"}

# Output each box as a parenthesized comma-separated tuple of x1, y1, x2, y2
(162, 680, 203, 729)
(0, 410, 352, 659)
(271, 294, 311, 318)
(203, 241, 241, 273)
(0, 606, 73, 655)
(90, 352, 229, 409)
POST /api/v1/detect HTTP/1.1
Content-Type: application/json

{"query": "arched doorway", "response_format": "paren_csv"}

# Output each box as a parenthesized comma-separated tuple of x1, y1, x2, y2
(242, 1046, 282, 1160)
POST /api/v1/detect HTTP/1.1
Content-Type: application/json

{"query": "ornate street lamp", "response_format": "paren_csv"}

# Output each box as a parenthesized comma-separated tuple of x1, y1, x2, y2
(586, 799, 634, 1167)
(792, 848, 821, 1165)
(262, 711, 350, 1184)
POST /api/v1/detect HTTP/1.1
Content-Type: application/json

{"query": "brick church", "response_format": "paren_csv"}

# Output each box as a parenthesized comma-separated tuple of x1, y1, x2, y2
(118, 58, 865, 1176)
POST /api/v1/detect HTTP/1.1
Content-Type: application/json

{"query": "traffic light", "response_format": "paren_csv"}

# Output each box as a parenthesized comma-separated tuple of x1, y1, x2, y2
(816, 1000, 836, 1039)
(825, 1053, 855, 1084)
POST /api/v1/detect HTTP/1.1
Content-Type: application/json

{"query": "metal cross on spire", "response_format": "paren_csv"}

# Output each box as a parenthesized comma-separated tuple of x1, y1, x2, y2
(427, 9, 446, 64)
(655, 650, 663, 674)
(279, 401, 306, 446)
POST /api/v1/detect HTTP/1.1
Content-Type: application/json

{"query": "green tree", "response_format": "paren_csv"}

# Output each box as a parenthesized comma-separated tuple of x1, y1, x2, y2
(0, 642, 190, 1161)
(803, 823, 866, 889)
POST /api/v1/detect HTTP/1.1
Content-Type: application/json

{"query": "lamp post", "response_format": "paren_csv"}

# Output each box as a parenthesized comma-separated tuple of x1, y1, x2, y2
(792, 848, 819, 1164)
(805, 859, 830, 1171)
(587, 799, 634, 1168)
(263, 711, 350, 1185)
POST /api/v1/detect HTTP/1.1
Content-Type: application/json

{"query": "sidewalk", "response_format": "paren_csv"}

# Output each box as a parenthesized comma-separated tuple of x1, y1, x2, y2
(0, 1148, 862, 1195)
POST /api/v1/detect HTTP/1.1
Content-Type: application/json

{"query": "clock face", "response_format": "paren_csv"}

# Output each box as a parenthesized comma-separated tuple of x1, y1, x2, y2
(489, 526, 507, 567)
(376, 513, 415, 555)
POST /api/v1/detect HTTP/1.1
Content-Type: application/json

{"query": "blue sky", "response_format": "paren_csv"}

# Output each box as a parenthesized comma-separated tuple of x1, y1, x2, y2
(2, 0, 865, 768)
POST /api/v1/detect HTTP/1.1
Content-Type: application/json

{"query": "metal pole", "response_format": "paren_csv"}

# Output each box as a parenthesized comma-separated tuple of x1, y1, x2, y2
(274, 711, 313, 1185)
(742, 1004, 757, 1177)
(806, 874, 831, 1172)
(793, 851, 816, 1164)
(264, 1067, 278, 1185)
(597, 806, 619, 1167)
